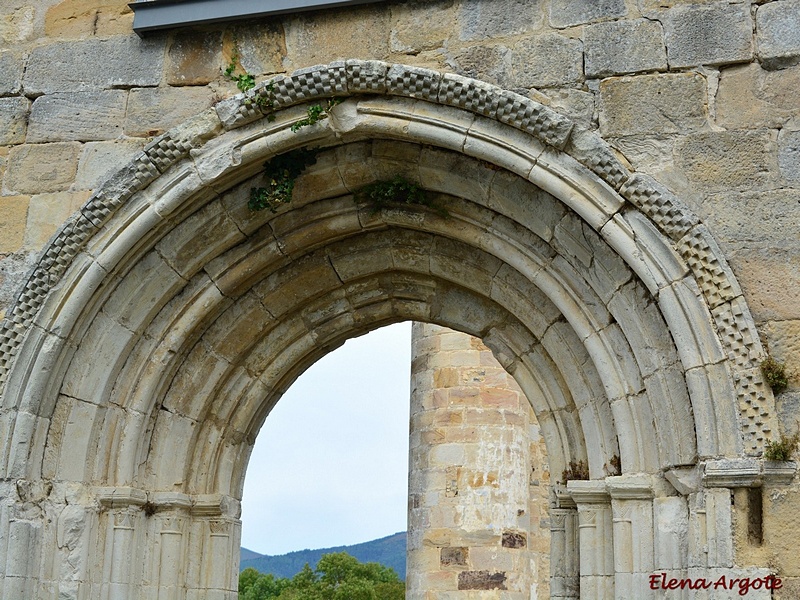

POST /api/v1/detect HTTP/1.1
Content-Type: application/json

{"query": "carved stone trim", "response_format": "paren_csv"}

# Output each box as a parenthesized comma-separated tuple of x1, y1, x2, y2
(97, 487, 148, 509)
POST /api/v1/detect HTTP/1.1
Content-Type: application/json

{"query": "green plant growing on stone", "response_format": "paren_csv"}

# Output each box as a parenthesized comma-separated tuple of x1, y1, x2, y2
(248, 148, 318, 212)
(562, 459, 590, 483)
(762, 356, 789, 395)
(224, 50, 256, 93)
(764, 430, 800, 461)
(223, 51, 276, 119)
(290, 98, 343, 132)
(355, 176, 448, 216)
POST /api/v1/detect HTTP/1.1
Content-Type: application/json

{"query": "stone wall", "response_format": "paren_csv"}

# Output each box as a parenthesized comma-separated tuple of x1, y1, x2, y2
(409, 323, 551, 598)
(1, 0, 800, 597)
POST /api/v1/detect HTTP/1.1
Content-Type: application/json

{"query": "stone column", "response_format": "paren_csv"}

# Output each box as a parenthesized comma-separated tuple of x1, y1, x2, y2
(607, 475, 655, 599)
(407, 323, 541, 598)
(186, 494, 241, 600)
(550, 487, 579, 600)
(568, 480, 614, 599)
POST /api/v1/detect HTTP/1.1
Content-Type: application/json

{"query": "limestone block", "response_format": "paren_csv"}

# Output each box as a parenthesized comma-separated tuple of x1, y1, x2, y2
(0, 97, 28, 145)
(125, 86, 215, 138)
(23, 191, 89, 251)
(74, 140, 147, 191)
(449, 44, 511, 88)
(0, 196, 29, 253)
(703, 189, 800, 250)
(717, 63, 800, 129)
(549, 0, 626, 28)
(727, 248, 800, 321)
(5, 143, 81, 195)
(761, 320, 800, 392)
(756, 0, 800, 69)
(663, 3, 753, 68)
(654, 496, 689, 570)
(390, 1, 456, 54)
(545, 88, 595, 130)
(0, 250, 36, 318)
(675, 130, 779, 192)
(45, 0, 134, 39)
(584, 19, 667, 77)
(510, 34, 583, 88)
(779, 129, 800, 184)
(0, 50, 22, 95)
(599, 73, 707, 137)
(231, 22, 286, 76)
(0, 6, 35, 47)
(166, 31, 224, 86)
(27, 91, 126, 143)
(283, 5, 389, 70)
(23, 36, 166, 94)
(457, 0, 543, 41)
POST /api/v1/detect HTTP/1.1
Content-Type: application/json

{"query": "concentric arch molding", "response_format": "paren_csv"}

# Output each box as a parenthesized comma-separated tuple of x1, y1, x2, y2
(0, 60, 775, 454)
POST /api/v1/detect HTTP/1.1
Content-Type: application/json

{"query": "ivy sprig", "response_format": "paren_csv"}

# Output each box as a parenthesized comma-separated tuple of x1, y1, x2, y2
(355, 176, 448, 216)
(248, 149, 319, 212)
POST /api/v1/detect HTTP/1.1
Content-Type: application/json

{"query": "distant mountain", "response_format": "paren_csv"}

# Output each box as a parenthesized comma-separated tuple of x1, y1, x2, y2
(240, 547, 263, 562)
(240, 531, 407, 581)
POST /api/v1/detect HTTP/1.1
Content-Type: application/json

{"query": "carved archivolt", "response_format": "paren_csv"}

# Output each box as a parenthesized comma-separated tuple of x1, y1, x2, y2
(0, 60, 773, 471)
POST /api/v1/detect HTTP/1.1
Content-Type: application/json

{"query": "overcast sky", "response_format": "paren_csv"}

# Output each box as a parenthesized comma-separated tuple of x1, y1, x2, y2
(240, 321, 413, 556)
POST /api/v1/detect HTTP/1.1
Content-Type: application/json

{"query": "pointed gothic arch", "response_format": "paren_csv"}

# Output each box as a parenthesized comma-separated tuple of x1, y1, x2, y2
(0, 62, 777, 598)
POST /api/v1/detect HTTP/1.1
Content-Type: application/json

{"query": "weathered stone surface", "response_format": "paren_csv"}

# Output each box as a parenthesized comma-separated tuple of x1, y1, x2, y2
(0, 50, 23, 95)
(703, 189, 800, 251)
(599, 73, 707, 136)
(125, 86, 215, 137)
(728, 249, 800, 322)
(74, 140, 147, 190)
(23, 191, 89, 251)
(0, 249, 36, 318)
(166, 30, 224, 86)
(450, 44, 511, 87)
(27, 91, 126, 143)
(549, 0, 626, 28)
(24, 36, 165, 94)
(45, 0, 133, 39)
(4, 142, 81, 195)
(233, 22, 287, 75)
(390, 1, 456, 54)
(544, 88, 594, 129)
(584, 19, 667, 77)
(458, 570, 507, 590)
(440, 546, 468, 566)
(756, 0, 800, 70)
(717, 62, 800, 129)
(779, 129, 800, 184)
(458, 0, 543, 41)
(762, 320, 800, 392)
(663, 3, 753, 68)
(510, 33, 583, 88)
(0, 5, 35, 47)
(0, 97, 28, 145)
(0, 196, 30, 253)
(283, 5, 389, 70)
(675, 130, 779, 192)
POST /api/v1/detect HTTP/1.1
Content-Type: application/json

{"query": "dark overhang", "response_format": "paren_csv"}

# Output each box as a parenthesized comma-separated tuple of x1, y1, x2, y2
(130, 0, 386, 34)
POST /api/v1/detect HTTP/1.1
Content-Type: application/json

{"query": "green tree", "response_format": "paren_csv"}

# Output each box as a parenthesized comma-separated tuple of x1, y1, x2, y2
(239, 552, 404, 600)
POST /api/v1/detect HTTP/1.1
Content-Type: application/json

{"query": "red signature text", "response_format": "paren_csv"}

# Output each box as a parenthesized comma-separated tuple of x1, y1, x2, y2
(649, 572, 782, 596)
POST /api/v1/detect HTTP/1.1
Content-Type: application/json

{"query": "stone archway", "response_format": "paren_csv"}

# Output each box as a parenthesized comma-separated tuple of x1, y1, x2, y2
(0, 62, 778, 599)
